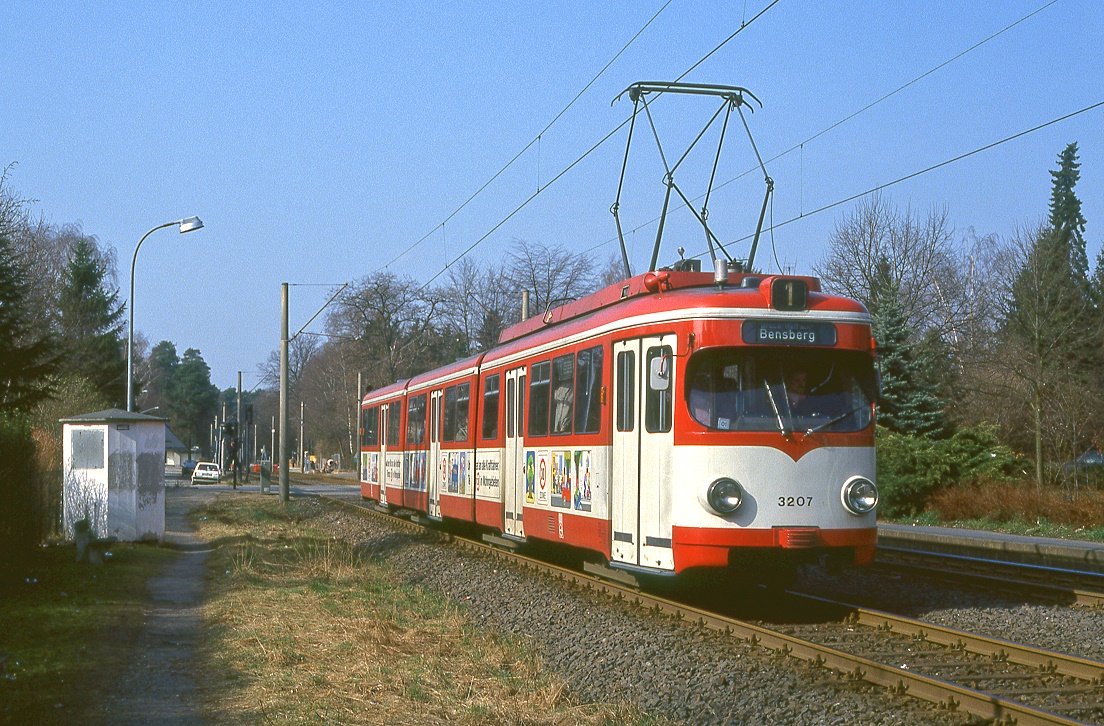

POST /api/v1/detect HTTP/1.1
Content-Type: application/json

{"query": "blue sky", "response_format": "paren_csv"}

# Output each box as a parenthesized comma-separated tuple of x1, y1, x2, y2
(3, 1, 1101, 389)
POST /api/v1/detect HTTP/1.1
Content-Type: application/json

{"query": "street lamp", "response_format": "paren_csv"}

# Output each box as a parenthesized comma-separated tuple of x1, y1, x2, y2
(126, 216, 204, 411)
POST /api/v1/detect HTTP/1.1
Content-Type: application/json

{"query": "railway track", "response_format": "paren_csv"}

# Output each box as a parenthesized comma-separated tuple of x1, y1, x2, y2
(875, 546, 1104, 609)
(315, 493, 1104, 725)
(766, 591, 1104, 724)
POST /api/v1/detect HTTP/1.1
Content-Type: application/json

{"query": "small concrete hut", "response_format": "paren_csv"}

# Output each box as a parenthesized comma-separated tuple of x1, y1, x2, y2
(60, 408, 167, 542)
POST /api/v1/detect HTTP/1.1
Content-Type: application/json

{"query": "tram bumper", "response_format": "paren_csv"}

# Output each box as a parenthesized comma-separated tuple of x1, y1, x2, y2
(670, 525, 877, 572)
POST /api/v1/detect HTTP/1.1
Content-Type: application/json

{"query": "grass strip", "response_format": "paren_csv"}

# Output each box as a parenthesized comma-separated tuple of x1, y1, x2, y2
(194, 495, 659, 724)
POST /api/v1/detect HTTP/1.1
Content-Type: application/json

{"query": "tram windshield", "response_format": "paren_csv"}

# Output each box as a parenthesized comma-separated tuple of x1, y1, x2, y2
(685, 347, 876, 434)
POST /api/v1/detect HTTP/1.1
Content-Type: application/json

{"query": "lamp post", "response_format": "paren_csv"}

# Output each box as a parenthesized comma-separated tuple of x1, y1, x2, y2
(126, 216, 204, 411)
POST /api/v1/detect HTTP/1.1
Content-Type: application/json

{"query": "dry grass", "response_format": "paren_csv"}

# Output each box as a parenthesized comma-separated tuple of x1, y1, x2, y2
(925, 480, 1104, 540)
(195, 496, 656, 724)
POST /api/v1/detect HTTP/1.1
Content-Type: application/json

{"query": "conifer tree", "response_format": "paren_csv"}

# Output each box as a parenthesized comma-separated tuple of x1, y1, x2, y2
(1049, 142, 1089, 284)
(142, 340, 180, 411)
(0, 234, 56, 413)
(869, 259, 945, 437)
(1002, 143, 1095, 486)
(57, 236, 127, 406)
(171, 348, 219, 451)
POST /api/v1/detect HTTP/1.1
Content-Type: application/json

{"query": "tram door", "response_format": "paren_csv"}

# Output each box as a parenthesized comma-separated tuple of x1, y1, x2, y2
(611, 337, 676, 570)
(503, 367, 527, 538)
(427, 390, 442, 519)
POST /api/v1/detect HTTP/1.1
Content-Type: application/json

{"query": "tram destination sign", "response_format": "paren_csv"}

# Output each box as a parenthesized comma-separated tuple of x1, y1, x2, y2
(742, 320, 837, 346)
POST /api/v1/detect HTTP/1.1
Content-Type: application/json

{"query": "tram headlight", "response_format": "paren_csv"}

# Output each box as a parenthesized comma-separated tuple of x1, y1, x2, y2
(841, 476, 878, 515)
(706, 477, 743, 515)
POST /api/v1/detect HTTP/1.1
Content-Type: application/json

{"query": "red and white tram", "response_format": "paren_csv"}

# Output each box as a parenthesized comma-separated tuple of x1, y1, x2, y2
(358, 268, 879, 579)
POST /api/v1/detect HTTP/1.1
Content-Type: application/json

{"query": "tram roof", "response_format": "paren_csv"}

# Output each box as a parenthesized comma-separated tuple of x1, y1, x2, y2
(360, 270, 869, 405)
(494, 270, 864, 347)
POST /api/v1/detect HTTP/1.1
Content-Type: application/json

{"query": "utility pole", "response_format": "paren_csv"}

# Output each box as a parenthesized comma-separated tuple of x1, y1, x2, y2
(279, 282, 290, 501)
(234, 371, 242, 488)
(300, 400, 305, 473)
(221, 401, 227, 473)
(356, 371, 362, 475)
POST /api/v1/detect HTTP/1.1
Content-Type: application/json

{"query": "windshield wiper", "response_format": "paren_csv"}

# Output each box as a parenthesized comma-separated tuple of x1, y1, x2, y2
(763, 382, 790, 437)
(805, 406, 863, 436)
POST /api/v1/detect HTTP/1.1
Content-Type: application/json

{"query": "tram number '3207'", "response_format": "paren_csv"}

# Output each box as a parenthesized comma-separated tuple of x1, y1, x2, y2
(778, 496, 813, 507)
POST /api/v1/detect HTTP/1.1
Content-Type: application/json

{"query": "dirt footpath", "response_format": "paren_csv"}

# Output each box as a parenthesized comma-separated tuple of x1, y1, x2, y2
(94, 487, 214, 725)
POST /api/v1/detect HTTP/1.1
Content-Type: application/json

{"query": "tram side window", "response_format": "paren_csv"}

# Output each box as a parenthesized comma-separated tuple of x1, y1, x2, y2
(616, 350, 635, 432)
(482, 374, 500, 440)
(528, 361, 551, 436)
(361, 406, 378, 447)
(386, 401, 401, 447)
(645, 346, 673, 433)
(550, 354, 574, 435)
(443, 382, 471, 442)
(406, 394, 427, 446)
(574, 345, 604, 434)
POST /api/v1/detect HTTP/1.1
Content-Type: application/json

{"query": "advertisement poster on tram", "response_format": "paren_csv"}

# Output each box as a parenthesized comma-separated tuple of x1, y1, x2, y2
(551, 451, 572, 509)
(573, 450, 592, 512)
(474, 452, 501, 500)
(525, 451, 536, 503)
(536, 452, 549, 506)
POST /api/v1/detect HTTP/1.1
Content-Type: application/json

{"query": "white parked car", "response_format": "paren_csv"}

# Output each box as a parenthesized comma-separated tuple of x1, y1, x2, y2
(191, 462, 221, 484)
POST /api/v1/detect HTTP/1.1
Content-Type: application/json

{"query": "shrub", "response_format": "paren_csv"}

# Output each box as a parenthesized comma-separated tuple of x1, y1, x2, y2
(929, 481, 1104, 530)
(876, 427, 950, 517)
(876, 424, 1021, 517)
(940, 424, 1023, 481)
(0, 415, 39, 578)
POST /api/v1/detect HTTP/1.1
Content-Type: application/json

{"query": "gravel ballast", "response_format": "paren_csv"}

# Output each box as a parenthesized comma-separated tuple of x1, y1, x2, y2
(309, 501, 989, 725)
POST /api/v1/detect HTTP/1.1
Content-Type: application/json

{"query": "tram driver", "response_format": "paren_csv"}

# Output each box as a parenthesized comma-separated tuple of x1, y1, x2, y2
(785, 368, 810, 414)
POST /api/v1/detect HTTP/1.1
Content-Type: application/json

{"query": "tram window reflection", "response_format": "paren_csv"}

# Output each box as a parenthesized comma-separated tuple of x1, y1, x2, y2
(551, 353, 574, 435)
(528, 361, 551, 436)
(686, 348, 875, 433)
(574, 345, 603, 434)
(406, 394, 427, 445)
(645, 346, 673, 433)
(482, 375, 500, 440)
(386, 401, 401, 447)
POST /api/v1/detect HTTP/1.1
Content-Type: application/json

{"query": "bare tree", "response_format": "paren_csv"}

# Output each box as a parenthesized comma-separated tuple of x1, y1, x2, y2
(257, 333, 320, 396)
(595, 251, 629, 288)
(814, 194, 963, 339)
(437, 258, 485, 356)
(504, 239, 598, 315)
(436, 258, 519, 353)
(944, 230, 1016, 427)
(296, 342, 361, 465)
(0, 163, 33, 241)
(327, 271, 440, 387)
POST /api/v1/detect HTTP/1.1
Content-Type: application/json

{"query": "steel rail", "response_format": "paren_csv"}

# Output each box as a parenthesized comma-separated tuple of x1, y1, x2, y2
(315, 494, 1097, 725)
(876, 547, 1104, 609)
(788, 591, 1104, 684)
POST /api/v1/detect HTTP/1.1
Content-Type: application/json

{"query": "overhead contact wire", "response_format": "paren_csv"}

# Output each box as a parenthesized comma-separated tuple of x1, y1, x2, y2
(293, 0, 782, 333)
(380, 0, 675, 271)
(720, 100, 1104, 250)
(581, 0, 1063, 255)
(280, 2, 684, 344)
(419, 1, 783, 286)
